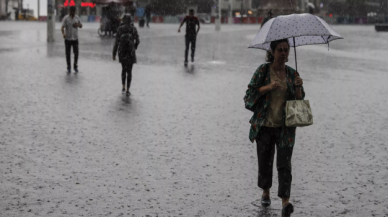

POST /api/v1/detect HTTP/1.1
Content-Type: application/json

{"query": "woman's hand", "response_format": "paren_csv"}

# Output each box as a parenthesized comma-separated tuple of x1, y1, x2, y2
(295, 76, 303, 99)
(295, 76, 303, 87)
(270, 79, 282, 90)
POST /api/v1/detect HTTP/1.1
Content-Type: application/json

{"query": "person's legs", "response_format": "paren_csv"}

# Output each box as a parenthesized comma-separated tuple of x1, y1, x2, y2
(256, 127, 276, 194)
(275, 129, 294, 204)
(190, 37, 196, 62)
(185, 36, 190, 63)
(65, 40, 71, 70)
(121, 62, 126, 91)
(126, 63, 133, 91)
(73, 40, 79, 70)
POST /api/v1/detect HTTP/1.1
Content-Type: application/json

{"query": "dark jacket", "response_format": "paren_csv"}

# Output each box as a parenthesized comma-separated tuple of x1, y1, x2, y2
(244, 63, 305, 148)
(113, 24, 140, 64)
(144, 6, 151, 18)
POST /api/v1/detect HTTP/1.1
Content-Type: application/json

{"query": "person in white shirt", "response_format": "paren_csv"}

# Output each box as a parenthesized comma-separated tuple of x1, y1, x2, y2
(61, 6, 82, 73)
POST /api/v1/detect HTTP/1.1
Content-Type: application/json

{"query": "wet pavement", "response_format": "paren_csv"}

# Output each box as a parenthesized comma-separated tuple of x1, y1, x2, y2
(1, 21, 388, 217)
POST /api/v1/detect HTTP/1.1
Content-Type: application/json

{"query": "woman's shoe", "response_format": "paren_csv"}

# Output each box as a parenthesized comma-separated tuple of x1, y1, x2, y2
(281, 203, 294, 217)
(261, 195, 271, 207)
(126, 91, 130, 96)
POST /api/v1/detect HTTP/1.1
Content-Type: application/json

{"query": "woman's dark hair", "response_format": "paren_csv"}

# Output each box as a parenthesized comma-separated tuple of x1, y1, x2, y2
(122, 13, 132, 25)
(265, 38, 290, 63)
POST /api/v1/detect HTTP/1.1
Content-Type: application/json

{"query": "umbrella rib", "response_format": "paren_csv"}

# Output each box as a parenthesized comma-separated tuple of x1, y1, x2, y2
(263, 19, 278, 44)
(294, 14, 299, 39)
(321, 35, 326, 44)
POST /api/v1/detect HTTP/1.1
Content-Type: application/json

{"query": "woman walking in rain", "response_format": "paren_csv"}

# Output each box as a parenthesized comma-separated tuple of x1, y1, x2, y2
(244, 39, 304, 217)
(113, 14, 140, 95)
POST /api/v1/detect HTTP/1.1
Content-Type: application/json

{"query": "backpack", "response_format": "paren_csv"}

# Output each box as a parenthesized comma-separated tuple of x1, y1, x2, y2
(118, 27, 135, 57)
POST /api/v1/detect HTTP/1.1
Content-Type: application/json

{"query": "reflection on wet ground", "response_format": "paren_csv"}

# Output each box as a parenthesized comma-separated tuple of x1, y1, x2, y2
(65, 72, 79, 83)
(184, 64, 195, 74)
(120, 94, 131, 105)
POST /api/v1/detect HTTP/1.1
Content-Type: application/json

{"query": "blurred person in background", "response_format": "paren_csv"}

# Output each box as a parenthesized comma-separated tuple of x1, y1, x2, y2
(127, 4, 137, 18)
(144, 5, 152, 27)
(261, 10, 273, 28)
(178, 9, 200, 66)
(113, 14, 140, 96)
(61, 6, 82, 73)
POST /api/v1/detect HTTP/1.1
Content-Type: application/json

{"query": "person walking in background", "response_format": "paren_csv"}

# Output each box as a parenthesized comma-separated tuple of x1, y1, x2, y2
(261, 10, 273, 28)
(244, 39, 304, 217)
(178, 9, 200, 66)
(144, 5, 151, 27)
(128, 4, 136, 18)
(61, 6, 82, 73)
(113, 14, 140, 96)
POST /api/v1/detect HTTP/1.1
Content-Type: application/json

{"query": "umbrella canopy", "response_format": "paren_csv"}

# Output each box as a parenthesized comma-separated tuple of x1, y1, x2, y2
(249, 13, 343, 51)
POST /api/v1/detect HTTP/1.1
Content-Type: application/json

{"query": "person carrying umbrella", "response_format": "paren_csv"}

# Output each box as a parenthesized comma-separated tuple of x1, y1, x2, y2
(245, 13, 343, 216)
(244, 38, 303, 217)
(113, 14, 140, 95)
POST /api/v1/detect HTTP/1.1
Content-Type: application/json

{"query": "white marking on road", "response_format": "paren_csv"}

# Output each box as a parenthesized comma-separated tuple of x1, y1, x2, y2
(207, 60, 226, 64)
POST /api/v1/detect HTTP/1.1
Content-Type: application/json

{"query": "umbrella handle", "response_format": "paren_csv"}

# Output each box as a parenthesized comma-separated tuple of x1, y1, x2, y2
(293, 37, 297, 72)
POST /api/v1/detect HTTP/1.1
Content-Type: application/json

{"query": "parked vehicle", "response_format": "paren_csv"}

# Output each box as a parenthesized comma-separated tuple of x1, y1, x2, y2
(18, 14, 38, 21)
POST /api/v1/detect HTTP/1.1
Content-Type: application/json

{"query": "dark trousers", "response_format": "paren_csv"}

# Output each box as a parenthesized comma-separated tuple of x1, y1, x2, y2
(65, 40, 79, 68)
(121, 62, 133, 90)
(185, 35, 196, 62)
(256, 127, 294, 198)
(146, 16, 150, 27)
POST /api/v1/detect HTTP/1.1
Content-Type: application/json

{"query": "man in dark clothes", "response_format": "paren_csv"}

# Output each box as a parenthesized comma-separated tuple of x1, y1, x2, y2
(61, 6, 82, 73)
(178, 9, 200, 66)
(144, 5, 151, 27)
(261, 10, 273, 28)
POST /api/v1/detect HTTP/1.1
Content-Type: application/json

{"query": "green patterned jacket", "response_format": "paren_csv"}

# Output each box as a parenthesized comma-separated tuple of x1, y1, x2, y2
(244, 63, 305, 148)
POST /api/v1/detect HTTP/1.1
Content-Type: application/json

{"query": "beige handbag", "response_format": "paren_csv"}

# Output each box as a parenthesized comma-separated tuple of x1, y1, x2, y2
(285, 100, 313, 127)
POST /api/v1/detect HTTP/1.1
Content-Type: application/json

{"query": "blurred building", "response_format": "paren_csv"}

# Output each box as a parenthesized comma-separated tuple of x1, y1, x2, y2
(22, 8, 33, 16)
(136, 0, 151, 7)
(0, 0, 5, 18)
(56, 0, 135, 21)
(326, 0, 388, 17)
(217, 0, 252, 17)
(0, 0, 22, 20)
(149, 0, 214, 15)
(254, 0, 303, 16)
